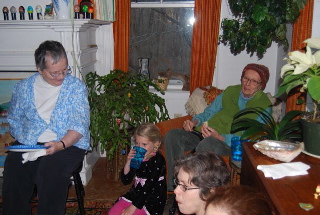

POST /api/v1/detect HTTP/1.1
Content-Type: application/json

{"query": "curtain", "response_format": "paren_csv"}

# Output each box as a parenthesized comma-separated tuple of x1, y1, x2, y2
(285, 0, 314, 113)
(113, 0, 131, 72)
(190, 0, 222, 93)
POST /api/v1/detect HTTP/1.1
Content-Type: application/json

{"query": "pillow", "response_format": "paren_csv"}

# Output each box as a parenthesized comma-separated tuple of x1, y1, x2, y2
(201, 86, 224, 105)
(185, 88, 207, 116)
(185, 86, 223, 116)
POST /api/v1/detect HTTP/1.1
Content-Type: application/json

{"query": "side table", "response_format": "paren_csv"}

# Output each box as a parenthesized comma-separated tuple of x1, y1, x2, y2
(229, 157, 241, 185)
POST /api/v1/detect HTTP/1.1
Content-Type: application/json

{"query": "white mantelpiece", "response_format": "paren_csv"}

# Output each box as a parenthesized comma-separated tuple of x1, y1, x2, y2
(0, 19, 114, 185)
(0, 19, 113, 79)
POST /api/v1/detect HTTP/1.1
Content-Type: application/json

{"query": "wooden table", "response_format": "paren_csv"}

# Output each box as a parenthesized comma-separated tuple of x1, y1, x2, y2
(241, 142, 320, 215)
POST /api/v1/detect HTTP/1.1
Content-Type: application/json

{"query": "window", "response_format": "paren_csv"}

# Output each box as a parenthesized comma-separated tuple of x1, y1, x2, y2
(130, 1, 194, 79)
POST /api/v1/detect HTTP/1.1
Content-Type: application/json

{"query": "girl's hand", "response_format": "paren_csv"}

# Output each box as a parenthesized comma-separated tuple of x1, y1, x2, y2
(126, 148, 136, 165)
(123, 148, 136, 174)
(121, 204, 137, 215)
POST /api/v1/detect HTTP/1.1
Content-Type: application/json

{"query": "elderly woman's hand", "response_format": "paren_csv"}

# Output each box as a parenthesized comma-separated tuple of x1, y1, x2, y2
(183, 120, 197, 131)
(44, 141, 65, 155)
(201, 125, 225, 141)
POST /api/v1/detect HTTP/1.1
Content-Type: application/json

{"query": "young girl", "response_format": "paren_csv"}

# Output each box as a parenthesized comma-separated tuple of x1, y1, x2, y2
(108, 123, 167, 215)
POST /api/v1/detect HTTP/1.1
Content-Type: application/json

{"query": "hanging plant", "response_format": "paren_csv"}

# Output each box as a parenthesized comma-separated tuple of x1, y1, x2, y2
(219, 0, 307, 58)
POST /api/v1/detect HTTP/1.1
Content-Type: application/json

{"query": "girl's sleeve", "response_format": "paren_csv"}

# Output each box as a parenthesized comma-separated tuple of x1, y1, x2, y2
(120, 167, 135, 185)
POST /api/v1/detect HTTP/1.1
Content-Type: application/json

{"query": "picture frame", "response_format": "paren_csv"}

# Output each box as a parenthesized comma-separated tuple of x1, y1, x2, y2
(0, 79, 22, 152)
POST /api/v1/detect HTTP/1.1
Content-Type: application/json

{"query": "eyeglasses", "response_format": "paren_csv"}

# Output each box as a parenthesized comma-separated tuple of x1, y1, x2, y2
(45, 66, 72, 78)
(241, 76, 261, 86)
(174, 179, 200, 192)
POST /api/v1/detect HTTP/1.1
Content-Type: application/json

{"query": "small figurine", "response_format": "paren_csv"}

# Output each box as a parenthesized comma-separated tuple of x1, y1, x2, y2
(82, 5, 88, 19)
(27, 6, 33, 20)
(88, 6, 94, 19)
(314, 185, 320, 199)
(74, 5, 80, 19)
(44, 4, 54, 19)
(35, 5, 42, 20)
(19, 6, 25, 20)
(10, 6, 17, 20)
(3, 6, 9, 20)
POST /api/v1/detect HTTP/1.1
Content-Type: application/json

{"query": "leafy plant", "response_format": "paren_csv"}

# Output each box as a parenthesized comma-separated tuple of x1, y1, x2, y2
(231, 107, 302, 142)
(86, 70, 170, 158)
(275, 37, 320, 122)
(219, 0, 307, 58)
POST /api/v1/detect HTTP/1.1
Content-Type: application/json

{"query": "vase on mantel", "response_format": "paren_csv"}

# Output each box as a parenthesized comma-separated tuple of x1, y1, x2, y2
(52, 0, 72, 19)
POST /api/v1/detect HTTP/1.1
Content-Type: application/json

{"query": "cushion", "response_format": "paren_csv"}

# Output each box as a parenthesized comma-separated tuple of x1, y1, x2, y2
(185, 86, 223, 116)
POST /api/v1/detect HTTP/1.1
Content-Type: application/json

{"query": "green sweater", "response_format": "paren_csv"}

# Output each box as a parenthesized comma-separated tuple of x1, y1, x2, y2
(207, 85, 271, 135)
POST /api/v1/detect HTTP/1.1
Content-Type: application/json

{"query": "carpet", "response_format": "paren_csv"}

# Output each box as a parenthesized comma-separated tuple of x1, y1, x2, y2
(65, 201, 113, 215)
(28, 201, 114, 215)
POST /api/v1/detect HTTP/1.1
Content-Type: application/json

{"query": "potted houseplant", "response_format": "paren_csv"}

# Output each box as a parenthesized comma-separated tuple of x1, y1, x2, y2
(85, 69, 170, 159)
(275, 37, 320, 156)
(231, 107, 302, 142)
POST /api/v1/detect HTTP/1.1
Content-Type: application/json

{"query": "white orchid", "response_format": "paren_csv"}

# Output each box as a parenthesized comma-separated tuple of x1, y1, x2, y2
(276, 37, 320, 121)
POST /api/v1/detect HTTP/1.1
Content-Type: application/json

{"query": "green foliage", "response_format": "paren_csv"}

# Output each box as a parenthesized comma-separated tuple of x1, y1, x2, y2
(231, 107, 302, 142)
(219, 0, 307, 58)
(86, 70, 170, 159)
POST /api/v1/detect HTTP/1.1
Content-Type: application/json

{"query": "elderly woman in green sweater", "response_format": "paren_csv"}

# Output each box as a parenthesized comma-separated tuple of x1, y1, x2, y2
(164, 63, 271, 192)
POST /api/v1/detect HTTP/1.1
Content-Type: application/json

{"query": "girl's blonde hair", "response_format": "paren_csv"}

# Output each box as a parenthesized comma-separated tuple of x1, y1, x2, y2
(133, 123, 162, 154)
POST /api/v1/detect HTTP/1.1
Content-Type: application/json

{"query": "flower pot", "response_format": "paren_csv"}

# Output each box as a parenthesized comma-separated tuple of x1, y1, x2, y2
(52, 0, 71, 19)
(301, 119, 320, 157)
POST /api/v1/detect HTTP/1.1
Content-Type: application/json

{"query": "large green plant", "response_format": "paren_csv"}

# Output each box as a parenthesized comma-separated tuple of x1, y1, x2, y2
(231, 107, 302, 142)
(86, 70, 170, 158)
(219, 0, 307, 58)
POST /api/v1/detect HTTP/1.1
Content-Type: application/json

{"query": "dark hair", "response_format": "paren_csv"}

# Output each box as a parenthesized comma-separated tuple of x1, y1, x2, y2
(205, 186, 273, 215)
(173, 151, 230, 200)
(34, 40, 68, 71)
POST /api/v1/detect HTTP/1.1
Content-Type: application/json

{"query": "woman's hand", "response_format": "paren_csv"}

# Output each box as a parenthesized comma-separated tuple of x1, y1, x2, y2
(201, 125, 225, 141)
(183, 120, 197, 131)
(44, 141, 64, 155)
(121, 204, 137, 215)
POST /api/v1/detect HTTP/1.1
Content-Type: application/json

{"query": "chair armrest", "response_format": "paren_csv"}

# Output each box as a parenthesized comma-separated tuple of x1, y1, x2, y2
(155, 115, 192, 138)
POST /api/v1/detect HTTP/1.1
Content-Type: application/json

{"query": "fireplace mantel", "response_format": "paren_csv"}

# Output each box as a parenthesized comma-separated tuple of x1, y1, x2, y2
(0, 19, 114, 185)
(0, 19, 113, 80)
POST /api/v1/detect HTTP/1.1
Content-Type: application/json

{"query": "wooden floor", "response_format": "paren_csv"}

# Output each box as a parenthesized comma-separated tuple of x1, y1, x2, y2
(69, 157, 132, 203)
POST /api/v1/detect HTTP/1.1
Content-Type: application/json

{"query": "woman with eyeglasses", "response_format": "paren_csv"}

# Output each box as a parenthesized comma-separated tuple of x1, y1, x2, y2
(2, 40, 90, 214)
(165, 63, 271, 192)
(173, 151, 230, 215)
